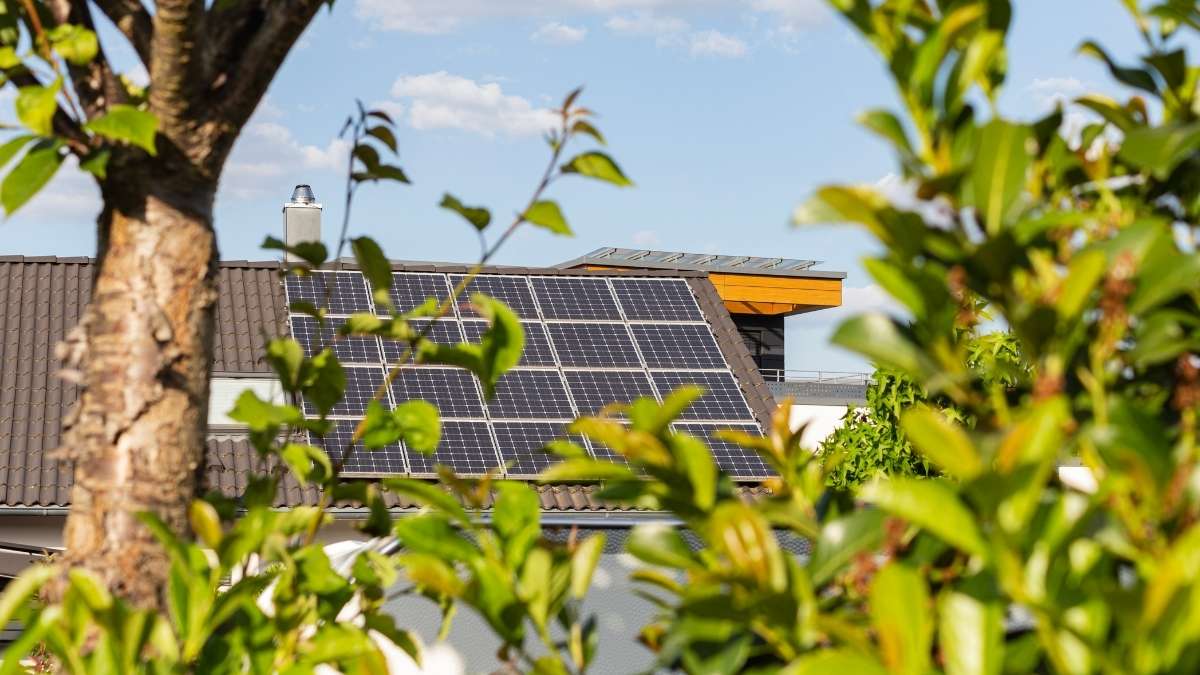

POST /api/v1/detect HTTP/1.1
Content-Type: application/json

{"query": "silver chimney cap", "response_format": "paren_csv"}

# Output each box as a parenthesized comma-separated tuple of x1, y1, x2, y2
(290, 184, 317, 205)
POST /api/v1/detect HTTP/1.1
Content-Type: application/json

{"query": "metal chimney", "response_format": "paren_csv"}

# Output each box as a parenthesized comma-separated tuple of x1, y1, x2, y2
(282, 184, 322, 262)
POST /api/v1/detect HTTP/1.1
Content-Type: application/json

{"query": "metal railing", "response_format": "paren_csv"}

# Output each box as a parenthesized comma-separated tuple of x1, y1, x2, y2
(757, 369, 870, 386)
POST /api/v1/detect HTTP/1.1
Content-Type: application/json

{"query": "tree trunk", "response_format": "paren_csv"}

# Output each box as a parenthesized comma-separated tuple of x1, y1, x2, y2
(54, 171, 218, 610)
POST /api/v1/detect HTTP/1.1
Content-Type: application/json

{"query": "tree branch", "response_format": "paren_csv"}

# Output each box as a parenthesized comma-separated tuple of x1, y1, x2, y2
(92, 0, 153, 67)
(200, 0, 324, 171)
(45, 0, 128, 120)
(148, 0, 207, 166)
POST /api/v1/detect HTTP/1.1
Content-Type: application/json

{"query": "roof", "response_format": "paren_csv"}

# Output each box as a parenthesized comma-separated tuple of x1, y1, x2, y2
(558, 247, 848, 280)
(0, 256, 776, 513)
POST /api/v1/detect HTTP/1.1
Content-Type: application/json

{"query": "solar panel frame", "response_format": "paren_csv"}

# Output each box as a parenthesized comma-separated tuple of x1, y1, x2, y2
(611, 278, 705, 321)
(564, 370, 657, 417)
(450, 274, 541, 319)
(311, 419, 408, 476)
(289, 315, 383, 364)
(461, 320, 557, 366)
(405, 420, 503, 476)
(546, 323, 643, 368)
(650, 370, 757, 422)
(382, 319, 465, 364)
(531, 277, 622, 320)
(673, 423, 773, 478)
(285, 271, 374, 315)
(385, 272, 456, 315)
(487, 369, 576, 420)
(389, 367, 486, 419)
(302, 365, 385, 417)
(492, 421, 570, 476)
(632, 323, 728, 369)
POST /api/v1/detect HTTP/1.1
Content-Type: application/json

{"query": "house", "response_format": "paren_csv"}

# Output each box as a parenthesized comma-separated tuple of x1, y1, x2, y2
(0, 187, 853, 670)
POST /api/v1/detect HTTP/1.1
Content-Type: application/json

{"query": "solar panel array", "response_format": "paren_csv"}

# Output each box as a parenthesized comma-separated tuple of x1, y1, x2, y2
(286, 271, 768, 479)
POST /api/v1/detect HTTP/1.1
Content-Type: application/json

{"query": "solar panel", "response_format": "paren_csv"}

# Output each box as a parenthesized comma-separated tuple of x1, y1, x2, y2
(285, 271, 373, 315)
(674, 423, 773, 477)
(531, 277, 622, 320)
(487, 370, 575, 419)
(546, 323, 641, 367)
(389, 367, 485, 419)
(405, 421, 501, 476)
(310, 419, 407, 476)
(461, 320, 556, 366)
(650, 371, 756, 421)
(612, 278, 704, 321)
(493, 422, 567, 476)
(290, 315, 383, 364)
(303, 366, 384, 417)
(450, 275, 540, 319)
(632, 324, 726, 369)
(281, 270, 769, 480)
(387, 273, 454, 315)
(383, 319, 464, 364)
(564, 370, 657, 417)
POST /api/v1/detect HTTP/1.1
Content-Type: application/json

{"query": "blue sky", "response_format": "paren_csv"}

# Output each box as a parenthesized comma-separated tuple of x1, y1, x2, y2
(0, 1, 1149, 372)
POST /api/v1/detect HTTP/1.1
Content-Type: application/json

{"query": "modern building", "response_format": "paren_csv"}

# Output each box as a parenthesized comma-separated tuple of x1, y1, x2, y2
(0, 188, 856, 670)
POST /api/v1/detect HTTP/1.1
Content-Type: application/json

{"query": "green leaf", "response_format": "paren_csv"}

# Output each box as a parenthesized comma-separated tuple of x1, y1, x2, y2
(967, 119, 1031, 233)
(571, 534, 605, 599)
(15, 79, 61, 136)
(47, 24, 98, 65)
(571, 119, 606, 145)
(0, 564, 54, 630)
(939, 589, 1004, 675)
(1130, 252, 1200, 314)
(226, 389, 304, 431)
(1, 140, 63, 216)
(439, 193, 491, 231)
(870, 563, 932, 675)
(1075, 94, 1137, 132)
(366, 125, 398, 153)
(784, 649, 888, 675)
(0, 134, 34, 171)
(863, 258, 925, 319)
(303, 349, 346, 416)
(492, 482, 540, 565)
(900, 405, 983, 480)
(188, 499, 222, 548)
(1079, 40, 1158, 93)
(383, 477, 470, 525)
(263, 235, 329, 268)
(1118, 123, 1200, 179)
(808, 508, 885, 584)
(561, 151, 633, 186)
(537, 458, 638, 482)
(0, 46, 18, 69)
(627, 523, 697, 569)
(471, 293, 524, 398)
(85, 104, 158, 155)
(280, 442, 332, 485)
(831, 314, 934, 380)
(393, 400, 440, 454)
(266, 337, 305, 390)
(1057, 248, 1107, 318)
(79, 149, 109, 179)
(351, 236, 391, 294)
(858, 108, 914, 156)
(860, 478, 988, 557)
(523, 200, 572, 236)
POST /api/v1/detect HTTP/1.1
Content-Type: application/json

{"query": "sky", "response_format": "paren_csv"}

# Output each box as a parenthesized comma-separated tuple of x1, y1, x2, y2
(0, 0, 1152, 373)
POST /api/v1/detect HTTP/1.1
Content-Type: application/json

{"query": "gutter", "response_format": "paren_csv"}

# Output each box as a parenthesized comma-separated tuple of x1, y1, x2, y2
(0, 506, 679, 528)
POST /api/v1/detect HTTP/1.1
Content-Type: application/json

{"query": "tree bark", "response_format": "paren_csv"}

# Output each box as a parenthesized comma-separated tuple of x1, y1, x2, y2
(53, 167, 218, 609)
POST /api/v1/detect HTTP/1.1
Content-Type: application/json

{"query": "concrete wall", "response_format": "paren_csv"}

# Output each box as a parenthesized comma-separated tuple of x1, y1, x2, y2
(788, 403, 850, 448)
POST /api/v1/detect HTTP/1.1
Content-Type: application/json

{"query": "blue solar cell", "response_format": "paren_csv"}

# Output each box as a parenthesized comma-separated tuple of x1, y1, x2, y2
(531, 277, 621, 320)
(612, 278, 703, 321)
(650, 371, 756, 421)
(405, 421, 501, 476)
(450, 275, 541, 319)
(285, 271, 373, 315)
(674, 423, 773, 478)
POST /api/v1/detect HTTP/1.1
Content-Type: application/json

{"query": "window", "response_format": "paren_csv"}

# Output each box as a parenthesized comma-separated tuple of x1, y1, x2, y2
(208, 378, 284, 428)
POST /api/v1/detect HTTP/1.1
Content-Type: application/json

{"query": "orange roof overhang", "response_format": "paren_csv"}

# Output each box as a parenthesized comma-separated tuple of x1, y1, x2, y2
(581, 265, 842, 317)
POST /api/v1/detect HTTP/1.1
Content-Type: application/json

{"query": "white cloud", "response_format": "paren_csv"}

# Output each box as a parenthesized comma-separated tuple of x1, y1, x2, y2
(1029, 76, 1087, 108)
(531, 21, 587, 44)
(605, 11, 689, 37)
(355, 0, 824, 36)
(631, 229, 661, 247)
(387, 71, 557, 138)
(689, 29, 747, 57)
(222, 115, 350, 200)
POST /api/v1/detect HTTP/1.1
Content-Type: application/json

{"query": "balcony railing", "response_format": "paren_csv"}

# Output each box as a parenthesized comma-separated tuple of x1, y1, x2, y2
(757, 369, 870, 386)
(758, 369, 870, 404)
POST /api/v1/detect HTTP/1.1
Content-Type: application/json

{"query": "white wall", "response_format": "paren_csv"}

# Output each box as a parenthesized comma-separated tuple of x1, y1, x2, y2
(788, 403, 850, 448)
